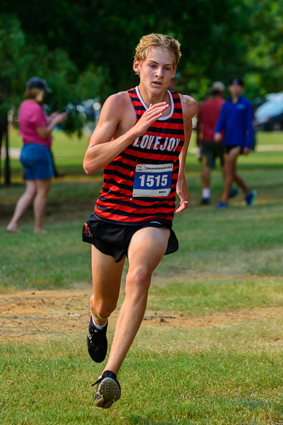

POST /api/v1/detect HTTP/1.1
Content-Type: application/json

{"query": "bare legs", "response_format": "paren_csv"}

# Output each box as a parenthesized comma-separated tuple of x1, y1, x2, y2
(90, 246, 125, 326)
(221, 148, 250, 203)
(90, 226, 170, 375)
(7, 180, 36, 232)
(33, 179, 52, 232)
(233, 172, 250, 196)
(6, 178, 51, 233)
(201, 165, 211, 190)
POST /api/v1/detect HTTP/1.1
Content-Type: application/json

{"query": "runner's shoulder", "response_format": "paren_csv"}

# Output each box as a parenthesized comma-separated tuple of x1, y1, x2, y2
(104, 91, 132, 111)
(179, 94, 198, 120)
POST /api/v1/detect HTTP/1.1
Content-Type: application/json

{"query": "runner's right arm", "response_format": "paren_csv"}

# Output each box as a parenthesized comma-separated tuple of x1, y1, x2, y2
(83, 93, 169, 175)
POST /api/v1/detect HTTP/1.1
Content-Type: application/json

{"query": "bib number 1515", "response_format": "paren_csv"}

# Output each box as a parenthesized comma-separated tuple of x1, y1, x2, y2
(138, 174, 168, 187)
(133, 163, 173, 197)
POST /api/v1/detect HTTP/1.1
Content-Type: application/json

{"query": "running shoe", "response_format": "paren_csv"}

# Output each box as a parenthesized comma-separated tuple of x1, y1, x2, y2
(245, 190, 257, 206)
(216, 201, 228, 209)
(92, 370, 121, 409)
(200, 198, 210, 205)
(229, 187, 239, 198)
(87, 316, 108, 363)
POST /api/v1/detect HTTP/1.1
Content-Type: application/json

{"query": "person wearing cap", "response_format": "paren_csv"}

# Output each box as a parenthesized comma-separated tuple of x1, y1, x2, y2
(6, 77, 67, 233)
(214, 78, 256, 208)
(196, 81, 226, 204)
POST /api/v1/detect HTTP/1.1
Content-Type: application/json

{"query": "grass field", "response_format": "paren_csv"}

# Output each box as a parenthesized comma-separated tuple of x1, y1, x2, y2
(0, 130, 283, 424)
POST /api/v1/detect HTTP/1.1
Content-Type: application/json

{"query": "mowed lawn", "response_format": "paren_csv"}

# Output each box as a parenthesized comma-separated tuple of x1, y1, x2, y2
(0, 130, 283, 424)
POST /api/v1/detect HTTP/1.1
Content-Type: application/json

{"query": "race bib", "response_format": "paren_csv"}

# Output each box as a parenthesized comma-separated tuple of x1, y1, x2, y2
(133, 163, 173, 197)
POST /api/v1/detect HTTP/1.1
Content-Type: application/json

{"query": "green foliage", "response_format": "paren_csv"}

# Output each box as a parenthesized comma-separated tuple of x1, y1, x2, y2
(0, 14, 26, 108)
(0, 13, 110, 136)
(241, 0, 283, 98)
(1, 0, 283, 106)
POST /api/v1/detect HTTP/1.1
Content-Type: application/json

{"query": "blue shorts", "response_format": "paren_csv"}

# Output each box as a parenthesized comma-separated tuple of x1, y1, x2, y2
(20, 144, 54, 180)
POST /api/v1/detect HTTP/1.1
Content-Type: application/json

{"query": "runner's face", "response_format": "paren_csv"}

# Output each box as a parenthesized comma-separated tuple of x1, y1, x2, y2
(134, 48, 176, 94)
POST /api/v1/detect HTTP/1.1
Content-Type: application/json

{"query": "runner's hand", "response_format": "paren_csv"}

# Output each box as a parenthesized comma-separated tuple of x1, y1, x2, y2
(133, 103, 169, 137)
(214, 133, 222, 142)
(175, 199, 188, 214)
(175, 178, 189, 214)
(243, 147, 250, 155)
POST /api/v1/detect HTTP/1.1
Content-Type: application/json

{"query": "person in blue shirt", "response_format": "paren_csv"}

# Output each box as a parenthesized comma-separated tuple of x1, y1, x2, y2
(214, 78, 257, 208)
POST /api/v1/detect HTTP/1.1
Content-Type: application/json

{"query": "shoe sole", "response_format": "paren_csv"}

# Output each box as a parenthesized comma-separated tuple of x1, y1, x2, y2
(94, 378, 121, 409)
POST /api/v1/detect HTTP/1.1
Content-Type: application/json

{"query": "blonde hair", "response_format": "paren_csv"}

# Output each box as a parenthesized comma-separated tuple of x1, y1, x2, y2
(135, 33, 181, 67)
(24, 88, 45, 104)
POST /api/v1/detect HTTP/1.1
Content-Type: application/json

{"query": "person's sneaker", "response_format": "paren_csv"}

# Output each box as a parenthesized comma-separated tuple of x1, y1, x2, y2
(229, 187, 239, 198)
(87, 316, 108, 363)
(200, 197, 210, 205)
(92, 370, 121, 409)
(245, 190, 257, 206)
(216, 201, 228, 209)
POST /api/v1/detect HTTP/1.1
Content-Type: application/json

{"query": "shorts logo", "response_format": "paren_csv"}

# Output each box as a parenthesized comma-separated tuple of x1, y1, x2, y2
(83, 223, 92, 236)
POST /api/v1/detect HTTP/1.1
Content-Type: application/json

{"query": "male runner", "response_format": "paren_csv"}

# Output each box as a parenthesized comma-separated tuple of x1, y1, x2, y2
(214, 78, 256, 208)
(82, 33, 198, 408)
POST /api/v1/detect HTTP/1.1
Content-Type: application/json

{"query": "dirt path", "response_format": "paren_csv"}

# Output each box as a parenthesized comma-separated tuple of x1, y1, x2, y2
(1, 286, 283, 342)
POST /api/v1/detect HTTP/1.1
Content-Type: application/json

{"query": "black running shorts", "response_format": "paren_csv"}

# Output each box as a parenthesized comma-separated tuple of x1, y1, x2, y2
(202, 141, 224, 168)
(82, 213, 179, 263)
(223, 145, 244, 154)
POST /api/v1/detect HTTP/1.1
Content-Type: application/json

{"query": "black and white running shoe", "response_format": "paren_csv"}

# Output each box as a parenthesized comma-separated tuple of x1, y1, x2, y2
(86, 316, 108, 363)
(92, 370, 121, 409)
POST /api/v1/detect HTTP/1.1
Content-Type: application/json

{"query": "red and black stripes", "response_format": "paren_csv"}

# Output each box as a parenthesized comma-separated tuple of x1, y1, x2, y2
(94, 87, 185, 224)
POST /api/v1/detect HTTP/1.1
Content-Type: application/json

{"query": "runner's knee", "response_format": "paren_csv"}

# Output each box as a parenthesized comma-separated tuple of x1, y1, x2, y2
(126, 265, 152, 293)
(90, 296, 117, 319)
(94, 302, 116, 320)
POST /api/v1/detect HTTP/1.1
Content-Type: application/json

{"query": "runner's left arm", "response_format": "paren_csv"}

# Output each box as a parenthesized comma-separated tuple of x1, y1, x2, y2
(176, 95, 198, 214)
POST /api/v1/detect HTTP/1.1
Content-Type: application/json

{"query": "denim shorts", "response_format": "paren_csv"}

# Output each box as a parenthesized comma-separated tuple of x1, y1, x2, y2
(20, 144, 54, 180)
(82, 213, 179, 262)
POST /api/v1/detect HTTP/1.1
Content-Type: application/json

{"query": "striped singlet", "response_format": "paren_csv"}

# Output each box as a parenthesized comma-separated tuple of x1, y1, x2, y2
(94, 86, 185, 224)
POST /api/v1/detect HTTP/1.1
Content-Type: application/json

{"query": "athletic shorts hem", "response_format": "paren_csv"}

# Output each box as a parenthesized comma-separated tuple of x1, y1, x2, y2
(223, 145, 244, 154)
(201, 140, 224, 168)
(82, 213, 178, 262)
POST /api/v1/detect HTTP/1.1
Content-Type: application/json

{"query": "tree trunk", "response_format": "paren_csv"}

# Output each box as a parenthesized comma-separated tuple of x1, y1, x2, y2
(0, 127, 2, 187)
(4, 124, 11, 185)
(0, 114, 10, 186)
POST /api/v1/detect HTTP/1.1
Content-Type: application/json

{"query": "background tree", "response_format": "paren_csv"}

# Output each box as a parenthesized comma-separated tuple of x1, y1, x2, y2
(1, 0, 283, 184)
(0, 0, 256, 95)
(0, 13, 109, 184)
